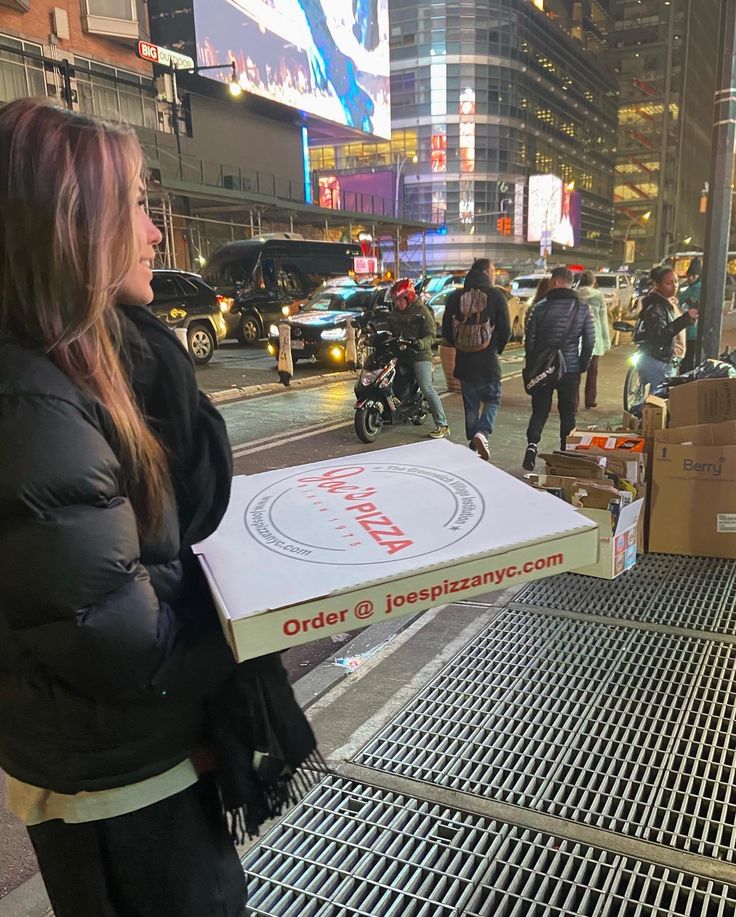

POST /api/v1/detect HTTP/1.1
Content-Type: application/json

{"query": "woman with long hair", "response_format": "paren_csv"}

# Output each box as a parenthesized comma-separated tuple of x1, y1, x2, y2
(0, 99, 318, 916)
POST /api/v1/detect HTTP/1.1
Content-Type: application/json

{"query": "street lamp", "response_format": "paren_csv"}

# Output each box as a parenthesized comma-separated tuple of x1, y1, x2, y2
(617, 210, 652, 264)
(665, 235, 693, 255)
(167, 60, 243, 170)
(623, 210, 652, 245)
(394, 154, 418, 218)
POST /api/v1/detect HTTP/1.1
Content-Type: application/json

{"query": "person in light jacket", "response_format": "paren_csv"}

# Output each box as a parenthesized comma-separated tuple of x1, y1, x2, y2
(576, 270, 611, 408)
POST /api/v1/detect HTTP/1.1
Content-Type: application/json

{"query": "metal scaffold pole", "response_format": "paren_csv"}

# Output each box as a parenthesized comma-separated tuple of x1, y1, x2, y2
(699, 0, 736, 360)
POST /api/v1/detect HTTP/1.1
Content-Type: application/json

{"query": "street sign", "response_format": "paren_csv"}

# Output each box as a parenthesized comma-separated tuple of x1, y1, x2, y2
(540, 229, 552, 257)
(137, 40, 194, 71)
(353, 256, 378, 275)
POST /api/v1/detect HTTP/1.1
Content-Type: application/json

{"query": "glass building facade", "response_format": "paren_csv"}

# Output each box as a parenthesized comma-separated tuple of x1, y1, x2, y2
(313, 0, 619, 270)
(610, 0, 720, 264)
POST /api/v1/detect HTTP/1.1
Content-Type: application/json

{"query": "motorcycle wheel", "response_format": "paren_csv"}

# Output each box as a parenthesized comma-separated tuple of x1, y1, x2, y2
(624, 364, 645, 413)
(355, 406, 383, 443)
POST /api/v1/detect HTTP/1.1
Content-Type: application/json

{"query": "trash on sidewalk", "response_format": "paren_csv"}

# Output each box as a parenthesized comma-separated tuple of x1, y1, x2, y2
(193, 441, 598, 661)
(334, 642, 387, 672)
(527, 435, 648, 579)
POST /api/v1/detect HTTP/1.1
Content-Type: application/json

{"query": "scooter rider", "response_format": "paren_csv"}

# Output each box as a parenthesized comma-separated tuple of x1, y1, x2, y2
(637, 267, 697, 391)
(386, 278, 450, 439)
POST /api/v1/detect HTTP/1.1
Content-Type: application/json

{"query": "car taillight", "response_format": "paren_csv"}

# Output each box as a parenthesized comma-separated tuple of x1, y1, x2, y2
(216, 295, 233, 313)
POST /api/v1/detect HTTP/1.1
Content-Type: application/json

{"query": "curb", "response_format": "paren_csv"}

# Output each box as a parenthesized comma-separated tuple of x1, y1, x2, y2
(205, 355, 445, 405)
(206, 370, 353, 404)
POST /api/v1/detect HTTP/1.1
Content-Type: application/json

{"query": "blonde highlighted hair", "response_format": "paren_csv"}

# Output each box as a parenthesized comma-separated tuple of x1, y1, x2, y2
(0, 98, 169, 534)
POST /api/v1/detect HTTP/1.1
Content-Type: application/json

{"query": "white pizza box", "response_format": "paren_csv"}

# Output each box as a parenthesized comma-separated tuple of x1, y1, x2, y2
(193, 441, 598, 661)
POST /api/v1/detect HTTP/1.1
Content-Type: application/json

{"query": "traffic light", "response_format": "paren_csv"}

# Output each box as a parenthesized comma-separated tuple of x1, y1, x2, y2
(496, 216, 512, 236)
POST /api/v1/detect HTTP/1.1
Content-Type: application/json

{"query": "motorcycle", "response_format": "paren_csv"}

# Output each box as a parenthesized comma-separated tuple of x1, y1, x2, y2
(353, 329, 429, 443)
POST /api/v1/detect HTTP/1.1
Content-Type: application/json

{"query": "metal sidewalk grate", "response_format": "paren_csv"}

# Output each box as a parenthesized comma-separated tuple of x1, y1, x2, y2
(510, 554, 736, 634)
(242, 775, 736, 916)
(354, 611, 736, 862)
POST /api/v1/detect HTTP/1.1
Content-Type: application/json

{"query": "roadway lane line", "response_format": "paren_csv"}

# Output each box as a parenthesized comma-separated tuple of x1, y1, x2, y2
(232, 419, 352, 457)
(229, 371, 522, 458)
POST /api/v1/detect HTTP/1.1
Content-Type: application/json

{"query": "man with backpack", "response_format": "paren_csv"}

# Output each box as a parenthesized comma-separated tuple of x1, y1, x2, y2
(441, 259, 510, 460)
(522, 266, 595, 471)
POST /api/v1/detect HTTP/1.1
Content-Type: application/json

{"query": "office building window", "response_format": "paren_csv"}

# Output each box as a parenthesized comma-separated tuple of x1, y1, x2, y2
(75, 58, 157, 131)
(0, 37, 46, 104)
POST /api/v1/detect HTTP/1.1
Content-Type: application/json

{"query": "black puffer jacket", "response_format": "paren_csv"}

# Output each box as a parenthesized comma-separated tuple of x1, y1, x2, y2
(0, 307, 236, 793)
(441, 268, 511, 383)
(638, 291, 692, 362)
(525, 288, 595, 374)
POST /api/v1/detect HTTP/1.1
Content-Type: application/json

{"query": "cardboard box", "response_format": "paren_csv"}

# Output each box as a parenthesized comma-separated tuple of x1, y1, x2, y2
(575, 500, 644, 579)
(649, 421, 736, 558)
(566, 431, 646, 453)
(642, 396, 669, 439)
(668, 379, 736, 428)
(193, 441, 598, 661)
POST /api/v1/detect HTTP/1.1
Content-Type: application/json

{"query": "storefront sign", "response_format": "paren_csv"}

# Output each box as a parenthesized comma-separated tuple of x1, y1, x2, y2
(136, 41, 194, 71)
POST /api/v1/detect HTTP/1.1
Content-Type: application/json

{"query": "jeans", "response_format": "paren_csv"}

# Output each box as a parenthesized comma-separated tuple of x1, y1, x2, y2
(461, 378, 501, 441)
(413, 359, 447, 426)
(526, 372, 581, 451)
(638, 353, 676, 392)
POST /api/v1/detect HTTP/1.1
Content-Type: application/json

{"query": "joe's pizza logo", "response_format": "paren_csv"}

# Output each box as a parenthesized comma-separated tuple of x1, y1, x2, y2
(245, 461, 484, 565)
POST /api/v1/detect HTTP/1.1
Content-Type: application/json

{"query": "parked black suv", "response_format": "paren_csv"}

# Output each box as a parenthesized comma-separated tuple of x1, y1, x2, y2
(267, 283, 391, 368)
(149, 270, 229, 365)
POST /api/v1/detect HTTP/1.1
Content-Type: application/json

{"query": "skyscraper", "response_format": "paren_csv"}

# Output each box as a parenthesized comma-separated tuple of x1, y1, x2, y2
(312, 0, 619, 270)
(609, 0, 720, 264)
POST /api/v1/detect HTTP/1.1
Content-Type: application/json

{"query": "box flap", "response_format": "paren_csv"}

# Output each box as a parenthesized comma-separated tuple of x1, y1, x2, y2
(615, 498, 644, 535)
(655, 420, 736, 447)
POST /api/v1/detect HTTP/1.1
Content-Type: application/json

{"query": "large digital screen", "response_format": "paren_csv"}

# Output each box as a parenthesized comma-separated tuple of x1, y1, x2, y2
(527, 174, 581, 248)
(194, 1, 391, 138)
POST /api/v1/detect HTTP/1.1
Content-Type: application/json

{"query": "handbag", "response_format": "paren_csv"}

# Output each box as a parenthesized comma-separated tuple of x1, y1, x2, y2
(522, 300, 579, 394)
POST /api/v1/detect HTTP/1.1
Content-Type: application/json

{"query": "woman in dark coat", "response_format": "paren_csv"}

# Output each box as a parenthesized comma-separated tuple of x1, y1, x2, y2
(0, 99, 317, 917)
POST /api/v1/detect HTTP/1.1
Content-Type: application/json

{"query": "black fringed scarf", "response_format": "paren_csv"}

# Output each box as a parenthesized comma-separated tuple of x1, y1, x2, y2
(118, 304, 328, 838)
(209, 653, 328, 841)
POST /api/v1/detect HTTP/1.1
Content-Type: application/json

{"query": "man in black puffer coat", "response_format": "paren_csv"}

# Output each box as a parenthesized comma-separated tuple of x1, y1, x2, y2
(523, 266, 595, 469)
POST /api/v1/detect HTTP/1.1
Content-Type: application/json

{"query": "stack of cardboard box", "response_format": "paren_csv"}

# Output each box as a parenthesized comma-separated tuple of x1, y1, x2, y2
(527, 433, 646, 579)
(648, 379, 736, 559)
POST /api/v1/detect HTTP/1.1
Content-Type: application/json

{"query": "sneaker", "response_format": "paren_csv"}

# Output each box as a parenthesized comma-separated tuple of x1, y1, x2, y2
(472, 432, 490, 460)
(522, 443, 538, 472)
(429, 425, 451, 439)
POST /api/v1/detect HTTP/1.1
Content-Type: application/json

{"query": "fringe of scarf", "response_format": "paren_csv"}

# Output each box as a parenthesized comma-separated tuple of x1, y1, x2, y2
(224, 749, 330, 843)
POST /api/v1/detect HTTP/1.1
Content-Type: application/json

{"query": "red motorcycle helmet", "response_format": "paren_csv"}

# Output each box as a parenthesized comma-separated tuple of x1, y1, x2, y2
(389, 278, 417, 305)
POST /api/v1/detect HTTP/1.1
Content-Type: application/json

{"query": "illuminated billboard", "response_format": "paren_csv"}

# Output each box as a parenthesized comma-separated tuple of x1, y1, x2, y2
(193, 0, 391, 138)
(527, 175, 581, 248)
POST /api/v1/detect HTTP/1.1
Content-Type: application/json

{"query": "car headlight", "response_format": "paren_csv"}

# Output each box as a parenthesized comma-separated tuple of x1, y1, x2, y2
(282, 306, 291, 317)
(268, 324, 280, 337)
(359, 370, 378, 385)
(321, 327, 347, 341)
(168, 307, 187, 320)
